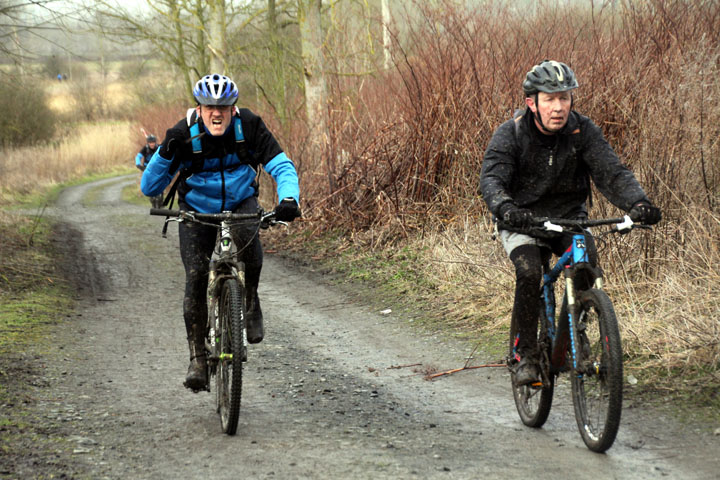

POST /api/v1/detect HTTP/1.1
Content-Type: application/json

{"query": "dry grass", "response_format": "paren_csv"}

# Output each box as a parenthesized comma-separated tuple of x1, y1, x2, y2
(0, 121, 134, 202)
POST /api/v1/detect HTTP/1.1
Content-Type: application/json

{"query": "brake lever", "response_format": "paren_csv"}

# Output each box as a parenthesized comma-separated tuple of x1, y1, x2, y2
(261, 219, 288, 229)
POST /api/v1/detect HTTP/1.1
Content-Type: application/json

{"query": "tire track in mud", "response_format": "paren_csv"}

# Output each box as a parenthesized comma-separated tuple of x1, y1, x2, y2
(16, 175, 719, 479)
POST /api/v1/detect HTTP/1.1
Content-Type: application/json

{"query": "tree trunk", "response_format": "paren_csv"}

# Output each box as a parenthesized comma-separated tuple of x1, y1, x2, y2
(267, 0, 288, 124)
(207, 0, 227, 74)
(298, 0, 331, 186)
(381, 0, 391, 70)
(169, 0, 193, 94)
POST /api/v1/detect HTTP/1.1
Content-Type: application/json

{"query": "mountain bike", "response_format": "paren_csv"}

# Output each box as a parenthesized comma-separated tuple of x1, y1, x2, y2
(499, 215, 646, 453)
(150, 207, 282, 435)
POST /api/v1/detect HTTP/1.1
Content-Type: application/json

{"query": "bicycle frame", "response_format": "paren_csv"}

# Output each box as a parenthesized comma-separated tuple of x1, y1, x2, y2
(538, 233, 602, 374)
(206, 219, 246, 366)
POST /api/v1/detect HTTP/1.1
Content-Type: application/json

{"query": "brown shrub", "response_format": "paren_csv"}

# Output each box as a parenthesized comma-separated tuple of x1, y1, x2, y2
(286, 0, 720, 372)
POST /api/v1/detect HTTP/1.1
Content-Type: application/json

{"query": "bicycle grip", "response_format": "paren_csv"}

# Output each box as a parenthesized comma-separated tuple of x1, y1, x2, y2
(149, 208, 179, 217)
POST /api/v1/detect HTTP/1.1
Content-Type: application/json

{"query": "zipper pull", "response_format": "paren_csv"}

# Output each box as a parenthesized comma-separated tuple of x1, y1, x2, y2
(549, 154, 553, 166)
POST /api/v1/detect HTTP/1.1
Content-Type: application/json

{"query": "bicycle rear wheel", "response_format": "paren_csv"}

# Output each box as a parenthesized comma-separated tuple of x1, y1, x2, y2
(571, 288, 623, 452)
(510, 304, 554, 428)
(216, 279, 246, 435)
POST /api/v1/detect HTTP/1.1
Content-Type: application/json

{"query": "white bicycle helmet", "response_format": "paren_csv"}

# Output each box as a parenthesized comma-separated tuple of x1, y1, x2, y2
(193, 73, 239, 106)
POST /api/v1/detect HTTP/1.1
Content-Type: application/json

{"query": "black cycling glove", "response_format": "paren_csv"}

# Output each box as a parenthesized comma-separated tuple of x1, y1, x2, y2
(275, 198, 301, 222)
(159, 127, 185, 159)
(629, 202, 661, 225)
(503, 207, 534, 230)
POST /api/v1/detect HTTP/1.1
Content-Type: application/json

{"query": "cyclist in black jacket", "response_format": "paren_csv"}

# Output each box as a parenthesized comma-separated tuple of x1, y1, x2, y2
(480, 60, 661, 385)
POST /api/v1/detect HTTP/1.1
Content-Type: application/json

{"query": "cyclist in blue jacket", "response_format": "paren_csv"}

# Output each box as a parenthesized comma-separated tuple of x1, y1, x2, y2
(135, 135, 163, 207)
(481, 60, 661, 386)
(135, 135, 158, 171)
(142, 73, 301, 391)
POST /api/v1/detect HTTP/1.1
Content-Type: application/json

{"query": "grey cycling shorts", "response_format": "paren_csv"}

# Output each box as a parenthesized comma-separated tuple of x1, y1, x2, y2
(498, 229, 552, 256)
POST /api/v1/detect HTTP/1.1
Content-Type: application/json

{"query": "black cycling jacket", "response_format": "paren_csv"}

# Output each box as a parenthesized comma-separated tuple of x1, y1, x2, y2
(480, 109, 649, 219)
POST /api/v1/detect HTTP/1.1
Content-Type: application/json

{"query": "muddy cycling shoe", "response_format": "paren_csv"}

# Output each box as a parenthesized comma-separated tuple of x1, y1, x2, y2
(513, 356, 540, 386)
(184, 355, 208, 392)
(245, 292, 264, 344)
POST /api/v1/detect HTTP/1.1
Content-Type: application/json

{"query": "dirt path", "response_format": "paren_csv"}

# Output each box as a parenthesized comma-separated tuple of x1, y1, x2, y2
(4, 175, 719, 479)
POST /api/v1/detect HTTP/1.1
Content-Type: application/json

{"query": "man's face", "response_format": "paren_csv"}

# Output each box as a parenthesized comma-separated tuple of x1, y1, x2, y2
(197, 104, 233, 136)
(148, 141, 157, 149)
(526, 91, 572, 134)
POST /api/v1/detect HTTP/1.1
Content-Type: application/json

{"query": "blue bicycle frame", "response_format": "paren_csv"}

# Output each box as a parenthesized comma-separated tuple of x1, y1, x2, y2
(538, 233, 604, 374)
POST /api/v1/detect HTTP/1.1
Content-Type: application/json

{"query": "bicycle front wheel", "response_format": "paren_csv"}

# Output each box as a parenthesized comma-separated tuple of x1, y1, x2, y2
(571, 288, 623, 453)
(216, 279, 246, 435)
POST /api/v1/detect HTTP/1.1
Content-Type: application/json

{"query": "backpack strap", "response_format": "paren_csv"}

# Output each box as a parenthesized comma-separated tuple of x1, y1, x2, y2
(189, 122, 202, 154)
(234, 116, 245, 143)
(513, 108, 524, 138)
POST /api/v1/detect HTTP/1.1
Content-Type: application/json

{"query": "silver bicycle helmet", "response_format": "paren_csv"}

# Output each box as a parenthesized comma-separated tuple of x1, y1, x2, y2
(193, 73, 239, 106)
(523, 60, 578, 95)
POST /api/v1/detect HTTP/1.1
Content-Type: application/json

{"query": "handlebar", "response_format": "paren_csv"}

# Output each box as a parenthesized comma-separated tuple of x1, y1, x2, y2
(149, 208, 283, 228)
(497, 215, 649, 235)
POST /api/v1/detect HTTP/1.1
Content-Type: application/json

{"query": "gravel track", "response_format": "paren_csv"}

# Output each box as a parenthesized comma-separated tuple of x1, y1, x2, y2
(2, 175, 718, 479)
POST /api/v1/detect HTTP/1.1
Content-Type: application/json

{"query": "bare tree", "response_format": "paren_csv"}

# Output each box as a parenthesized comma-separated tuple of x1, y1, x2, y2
(298, 0, 329, 179)
(0, 0, 80, 74)
(381, 0, 391, 69)
(80, 0, 259, 93)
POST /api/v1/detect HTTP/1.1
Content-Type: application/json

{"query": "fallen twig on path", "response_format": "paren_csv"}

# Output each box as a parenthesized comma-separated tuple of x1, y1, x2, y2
(426, 363, 505, 380)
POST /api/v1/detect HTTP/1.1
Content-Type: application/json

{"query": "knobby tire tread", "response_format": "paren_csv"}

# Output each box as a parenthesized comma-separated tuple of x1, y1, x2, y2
(218, 279, 245, 435)
(510, 295, 554, 428)
(571, 288, 623, 452)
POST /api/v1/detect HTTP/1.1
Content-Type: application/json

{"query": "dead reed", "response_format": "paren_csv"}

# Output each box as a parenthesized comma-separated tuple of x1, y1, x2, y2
(0, 122, 133, 202)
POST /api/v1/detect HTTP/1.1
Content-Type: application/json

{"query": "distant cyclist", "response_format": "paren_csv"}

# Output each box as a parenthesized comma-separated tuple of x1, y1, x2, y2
(480, 60, 661, 385)
(135, 134, 158, 172)
(135, 134, 162, 207)
(141, 73, 301, 391)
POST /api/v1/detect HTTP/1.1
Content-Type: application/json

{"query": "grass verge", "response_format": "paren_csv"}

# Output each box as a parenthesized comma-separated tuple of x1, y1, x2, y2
(0, 209, 81, 474)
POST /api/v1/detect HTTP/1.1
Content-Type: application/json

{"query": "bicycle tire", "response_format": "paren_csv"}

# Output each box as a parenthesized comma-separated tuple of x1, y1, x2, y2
(571, 288, 623, 452)
(510, 300, 554, 428)
(216, 279, 246, 435)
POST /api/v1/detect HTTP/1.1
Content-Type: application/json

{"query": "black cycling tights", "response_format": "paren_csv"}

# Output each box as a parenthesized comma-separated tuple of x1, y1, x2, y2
(178, 197, 263, 339)
(508, 233, 597, 357)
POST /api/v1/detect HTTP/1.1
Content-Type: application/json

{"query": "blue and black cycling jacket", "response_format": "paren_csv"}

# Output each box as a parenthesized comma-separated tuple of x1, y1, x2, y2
(141, 108, 299, 213)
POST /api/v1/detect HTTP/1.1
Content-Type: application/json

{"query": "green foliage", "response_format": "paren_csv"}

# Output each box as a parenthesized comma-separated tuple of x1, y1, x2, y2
(0, 76, 58, 148)
(0, 286, 72, 353)
(0, 212, 73, 355)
